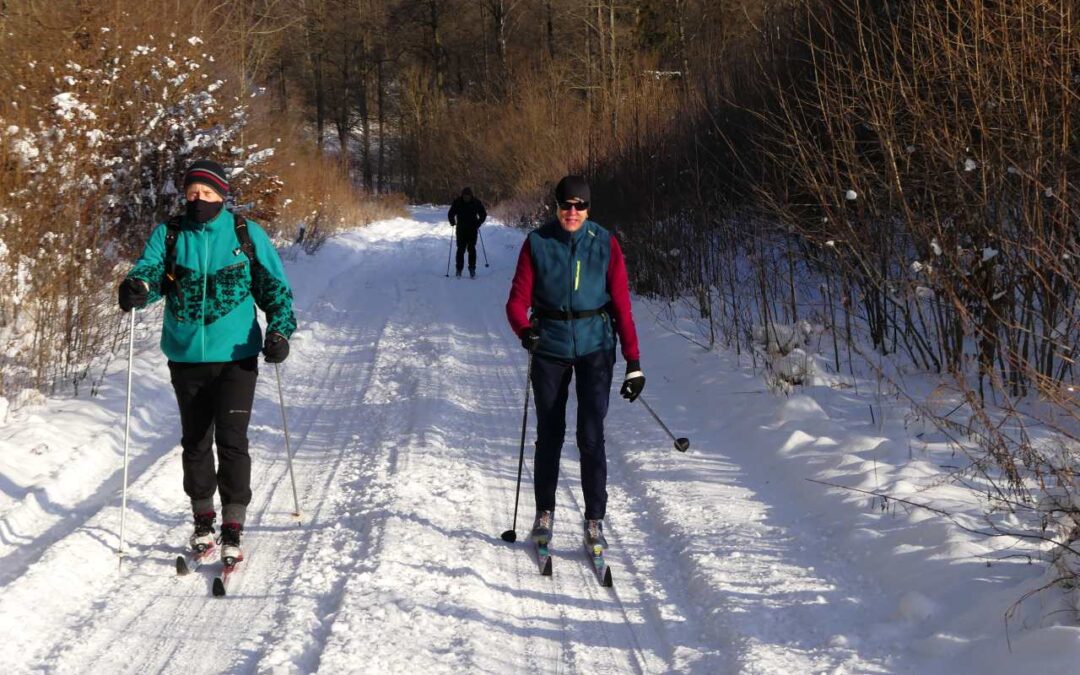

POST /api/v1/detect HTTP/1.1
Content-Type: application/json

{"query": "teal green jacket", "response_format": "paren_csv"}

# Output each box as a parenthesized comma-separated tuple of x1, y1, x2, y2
(125, 209, 297, 363)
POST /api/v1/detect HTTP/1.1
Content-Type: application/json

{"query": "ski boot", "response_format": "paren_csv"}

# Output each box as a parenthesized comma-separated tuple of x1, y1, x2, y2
(584, 519, 607, 557)
(189, 512, 216, 553)
(220, 522, 244, 566)
(469, 269, 476, 278)
(530, 510, 554, 545)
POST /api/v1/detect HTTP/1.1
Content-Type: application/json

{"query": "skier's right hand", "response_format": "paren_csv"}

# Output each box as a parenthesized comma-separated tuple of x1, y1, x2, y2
(118, 278, 149, 312)
(520, 327, 540, 353)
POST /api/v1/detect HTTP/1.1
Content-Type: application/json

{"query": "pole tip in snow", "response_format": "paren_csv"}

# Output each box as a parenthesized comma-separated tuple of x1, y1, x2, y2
(500, 530, 517, 543)
(675, 438, 690, 452)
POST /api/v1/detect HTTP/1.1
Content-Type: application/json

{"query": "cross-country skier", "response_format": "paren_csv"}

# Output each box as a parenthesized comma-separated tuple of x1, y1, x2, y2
(505, 175, 645, 554)
(117, 159, 296, 565)
(448, 187, 487, 278)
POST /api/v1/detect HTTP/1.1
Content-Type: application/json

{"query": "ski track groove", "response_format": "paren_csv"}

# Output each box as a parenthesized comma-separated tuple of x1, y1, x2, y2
(554, 472, 647, 675)
(243, 258, 403, 673)
(308, 308, 427, 672)
(491, 335, 576, 675)
(238, 324, 390, 670)
(485, 299, 595, 675)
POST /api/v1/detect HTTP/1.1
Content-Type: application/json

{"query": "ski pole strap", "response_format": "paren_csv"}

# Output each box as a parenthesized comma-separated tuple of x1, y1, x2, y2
(532, 307, 605, 321)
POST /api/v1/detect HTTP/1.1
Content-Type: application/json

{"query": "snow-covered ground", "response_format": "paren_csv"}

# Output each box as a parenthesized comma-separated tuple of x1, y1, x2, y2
(1, 207, 1078, 674)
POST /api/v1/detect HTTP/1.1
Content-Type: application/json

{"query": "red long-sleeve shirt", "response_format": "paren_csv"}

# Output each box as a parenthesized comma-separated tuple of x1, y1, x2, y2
(506, 233, 640, 363)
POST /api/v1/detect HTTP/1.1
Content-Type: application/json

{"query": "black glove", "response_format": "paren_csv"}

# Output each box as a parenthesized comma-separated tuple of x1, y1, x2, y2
(118, 278, 149, 312)
(263, 332, 289, 363)
(620, 360, 645, 402)
(520, 327, 540, 353)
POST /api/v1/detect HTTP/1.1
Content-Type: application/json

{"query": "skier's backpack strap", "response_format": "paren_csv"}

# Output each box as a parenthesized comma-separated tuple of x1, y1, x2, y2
(233, 212, 257, 266)
(162, 211, 260, 293)
(162, 215, 184, 293)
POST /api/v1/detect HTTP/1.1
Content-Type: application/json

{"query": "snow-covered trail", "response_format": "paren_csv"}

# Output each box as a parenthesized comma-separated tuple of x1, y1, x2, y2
(3, 207, 983, 674)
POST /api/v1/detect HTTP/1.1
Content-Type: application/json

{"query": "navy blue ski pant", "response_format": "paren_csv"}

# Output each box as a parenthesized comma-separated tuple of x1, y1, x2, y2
(531, 348, 615, 521)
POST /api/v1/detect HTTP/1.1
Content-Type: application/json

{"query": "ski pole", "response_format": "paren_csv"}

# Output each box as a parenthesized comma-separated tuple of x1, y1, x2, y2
(274, 363, 302, 520)
(478, 229, 490, 267)
(118, 310, 136, 571)
(445, 225, 454, 277)
(501, 354, 534, 543)
(638, 394, 690, 452)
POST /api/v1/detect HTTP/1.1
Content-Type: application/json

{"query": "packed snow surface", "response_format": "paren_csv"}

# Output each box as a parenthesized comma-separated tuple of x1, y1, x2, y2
(1, 207, 1078, 674)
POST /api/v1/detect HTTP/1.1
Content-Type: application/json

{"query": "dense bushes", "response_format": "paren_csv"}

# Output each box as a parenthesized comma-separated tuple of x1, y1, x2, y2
(592, 0, 1080, 575)
(762, 0, 1080, 495)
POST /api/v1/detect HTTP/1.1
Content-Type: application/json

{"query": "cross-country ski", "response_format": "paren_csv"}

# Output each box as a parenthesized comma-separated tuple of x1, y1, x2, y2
(534, 542, 553, 577)
(175, 545, 216, 577)
(212, 560, 243, 598)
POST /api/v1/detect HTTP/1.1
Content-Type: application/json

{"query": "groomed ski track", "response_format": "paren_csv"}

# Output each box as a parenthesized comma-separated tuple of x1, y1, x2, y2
(0, 207, 899, 674)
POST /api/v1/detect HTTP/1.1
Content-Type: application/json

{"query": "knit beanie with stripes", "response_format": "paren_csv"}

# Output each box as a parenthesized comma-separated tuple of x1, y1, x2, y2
(183, 159, 230, 198)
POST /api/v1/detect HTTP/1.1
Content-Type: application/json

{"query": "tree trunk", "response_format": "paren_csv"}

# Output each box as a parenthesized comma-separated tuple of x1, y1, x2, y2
(358, 56, 374, 190)
(429, 0, 445, 95)
(545, 0, 555, 61)
(377, 54, 386, 193)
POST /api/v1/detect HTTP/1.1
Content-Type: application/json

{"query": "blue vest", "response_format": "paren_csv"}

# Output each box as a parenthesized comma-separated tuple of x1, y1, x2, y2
(528, 220, 616, 360)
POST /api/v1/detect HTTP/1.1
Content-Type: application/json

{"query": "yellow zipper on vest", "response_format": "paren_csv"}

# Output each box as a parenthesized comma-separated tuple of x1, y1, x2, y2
(574, 260, 581, 291)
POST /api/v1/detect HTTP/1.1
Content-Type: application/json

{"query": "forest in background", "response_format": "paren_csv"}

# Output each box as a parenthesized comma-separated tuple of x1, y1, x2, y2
(2, 0, 1080, 569)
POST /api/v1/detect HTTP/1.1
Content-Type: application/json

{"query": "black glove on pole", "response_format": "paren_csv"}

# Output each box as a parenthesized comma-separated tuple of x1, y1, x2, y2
(620, 360, 646, 402)
(263, 332, 289, 363)
(520, 327, 540, 353)
(118, 278, 149, 312)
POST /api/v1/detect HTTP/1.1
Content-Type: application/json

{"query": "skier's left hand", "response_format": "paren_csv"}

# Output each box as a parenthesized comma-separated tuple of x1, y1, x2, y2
(263, 332, 289, 363)
(620, 360, 645, 402)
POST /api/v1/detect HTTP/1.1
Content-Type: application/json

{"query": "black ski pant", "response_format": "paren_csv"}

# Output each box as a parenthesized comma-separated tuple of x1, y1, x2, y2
(531, 348, 615, 521)
(168, 357, 258, 526)
(455, 225, 479, 273)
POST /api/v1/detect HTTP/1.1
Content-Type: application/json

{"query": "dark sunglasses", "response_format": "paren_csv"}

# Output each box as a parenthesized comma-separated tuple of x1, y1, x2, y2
(557, 200, 589, 211)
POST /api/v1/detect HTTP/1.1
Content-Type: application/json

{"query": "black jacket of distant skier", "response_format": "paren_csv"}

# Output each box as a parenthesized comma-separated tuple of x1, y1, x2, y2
(448, 197, 487, 231)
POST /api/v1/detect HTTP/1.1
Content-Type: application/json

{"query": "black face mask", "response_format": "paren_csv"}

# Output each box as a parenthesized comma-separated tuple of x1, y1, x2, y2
(186, 198, 224, 224)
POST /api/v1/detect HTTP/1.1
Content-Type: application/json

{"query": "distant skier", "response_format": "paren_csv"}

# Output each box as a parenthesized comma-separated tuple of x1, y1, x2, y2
(117, 159, 296, 565)
(448, 187, 487, 278)
(505, 175, 645, 554)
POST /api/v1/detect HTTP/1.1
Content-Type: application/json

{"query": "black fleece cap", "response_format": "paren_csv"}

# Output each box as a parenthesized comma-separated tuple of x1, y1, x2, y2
(555, 175, 590, 203)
